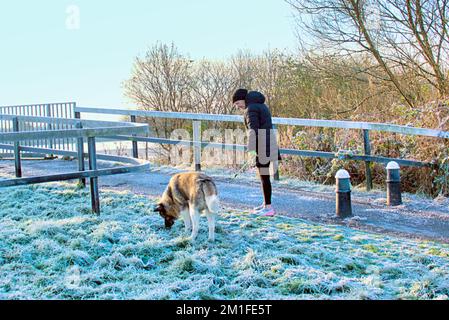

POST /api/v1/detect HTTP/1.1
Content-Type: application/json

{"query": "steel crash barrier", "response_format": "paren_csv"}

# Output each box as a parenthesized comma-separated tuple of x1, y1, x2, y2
(0, 102, 77, 155)
(0, 114, 150, 214)
(74, 107, 449, 191)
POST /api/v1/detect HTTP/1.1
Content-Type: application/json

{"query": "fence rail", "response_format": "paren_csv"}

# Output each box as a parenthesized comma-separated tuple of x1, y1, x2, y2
(0, 103, 77, 155)
(0, 115, 150, 213)
(1, 102, 448, 205)
(75, 107, 449, 139)
(75, 106, 449, 191)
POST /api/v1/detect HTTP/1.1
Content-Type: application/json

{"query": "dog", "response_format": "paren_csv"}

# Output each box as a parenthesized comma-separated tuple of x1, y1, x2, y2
(154, 172, 220, 242)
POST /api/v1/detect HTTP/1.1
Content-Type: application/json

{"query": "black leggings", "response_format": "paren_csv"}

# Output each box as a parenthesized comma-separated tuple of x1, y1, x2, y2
(258, 168, 272, 206)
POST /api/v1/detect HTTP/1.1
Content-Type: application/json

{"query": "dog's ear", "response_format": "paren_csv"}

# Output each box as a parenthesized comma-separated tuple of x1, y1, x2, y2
(153, 203, 164, 213)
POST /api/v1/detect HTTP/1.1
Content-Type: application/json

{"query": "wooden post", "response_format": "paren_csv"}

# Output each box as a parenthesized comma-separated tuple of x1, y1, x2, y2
(363, 129, 373, 191)
(12, 117, 22, 178)
(145, 129, 149, 161)
(273, 124, 280, 181)
(75, 118, 86, 187)
(88, 136, 100, 214)
(271, 161, 280, 181)
(193, 120, 202, 171)
(130, 115, 139, 159)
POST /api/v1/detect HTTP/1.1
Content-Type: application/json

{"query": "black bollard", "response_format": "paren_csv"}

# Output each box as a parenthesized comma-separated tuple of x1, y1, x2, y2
(336, 169, 352, 218)
(386, 161, 402, 206)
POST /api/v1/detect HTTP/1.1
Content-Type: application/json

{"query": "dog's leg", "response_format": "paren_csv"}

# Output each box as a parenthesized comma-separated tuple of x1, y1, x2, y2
(189, 205, 200, 241)
(205, 210, 215, 242)
(180, 208, 191, 233)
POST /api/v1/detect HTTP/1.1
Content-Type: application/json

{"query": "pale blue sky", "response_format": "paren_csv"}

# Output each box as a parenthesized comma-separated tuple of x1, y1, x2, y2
(0, 0, 297, 109)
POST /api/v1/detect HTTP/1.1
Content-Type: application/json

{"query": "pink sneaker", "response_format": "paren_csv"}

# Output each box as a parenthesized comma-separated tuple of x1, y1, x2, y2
(256, 207, 276, 217)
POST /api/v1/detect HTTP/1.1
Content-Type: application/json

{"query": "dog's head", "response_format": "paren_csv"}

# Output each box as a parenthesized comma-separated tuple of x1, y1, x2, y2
(153, 202, 178, 229)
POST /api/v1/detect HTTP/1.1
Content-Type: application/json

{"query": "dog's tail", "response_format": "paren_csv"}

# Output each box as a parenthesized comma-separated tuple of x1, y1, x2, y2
(206, 194, 220, 213)
(201, 179, 220, 213)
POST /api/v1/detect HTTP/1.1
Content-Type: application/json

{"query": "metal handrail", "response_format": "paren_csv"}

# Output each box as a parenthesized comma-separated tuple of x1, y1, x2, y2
(74, 106, 449, 191)
(0, 115, 151, 214)
(75, 107, 449, 139)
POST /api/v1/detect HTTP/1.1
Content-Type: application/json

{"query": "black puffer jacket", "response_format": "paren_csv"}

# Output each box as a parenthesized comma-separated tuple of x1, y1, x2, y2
(244, 91, 281, 162)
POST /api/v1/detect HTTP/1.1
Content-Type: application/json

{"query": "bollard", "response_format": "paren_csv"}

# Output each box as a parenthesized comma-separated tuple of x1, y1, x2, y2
(335, 169, 352, 218)
(386, 161, 402, 206)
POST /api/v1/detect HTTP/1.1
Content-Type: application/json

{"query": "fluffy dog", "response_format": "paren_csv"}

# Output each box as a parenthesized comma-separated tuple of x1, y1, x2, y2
(154, 172, 220, 241)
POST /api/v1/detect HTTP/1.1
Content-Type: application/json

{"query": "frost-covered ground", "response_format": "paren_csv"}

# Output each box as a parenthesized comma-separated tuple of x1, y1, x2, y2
(2, 158, 449, 242)
(1, 182, 449, 300)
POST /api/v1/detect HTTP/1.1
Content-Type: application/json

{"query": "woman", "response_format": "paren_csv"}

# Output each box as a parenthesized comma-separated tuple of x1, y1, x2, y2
(232, 88, 281, 217)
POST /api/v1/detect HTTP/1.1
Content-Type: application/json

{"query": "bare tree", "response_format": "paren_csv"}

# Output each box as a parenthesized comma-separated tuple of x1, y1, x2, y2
(231, 50, 260, 89)
(124, 42, 194, 112)
(190, 60, 238, 116)
(286, 0, 449, 106)
(251, 50, 286, 116)
(124, 43, 194, 160)
(231, 49, 295, 116)
(379, 0, 449, 96)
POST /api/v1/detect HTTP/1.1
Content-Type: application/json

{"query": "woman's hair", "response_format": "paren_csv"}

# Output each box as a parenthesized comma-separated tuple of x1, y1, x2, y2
(232, 88, 248, 103)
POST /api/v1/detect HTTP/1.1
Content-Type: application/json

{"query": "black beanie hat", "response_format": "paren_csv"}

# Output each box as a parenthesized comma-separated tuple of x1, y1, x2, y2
(232, 89, 248, 103)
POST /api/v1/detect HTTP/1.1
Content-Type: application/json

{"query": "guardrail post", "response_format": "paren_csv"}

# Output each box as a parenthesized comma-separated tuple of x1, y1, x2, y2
(145, 131, 149, 160)
(193, 120, 202, 171)
(363, 129, 373, 191)
(46, 104, 53, 149)
(273, 124, 280, 181)
(272, 161, 280, 181)
(335, 169, 352, 218)
(12, 117, 22, 178)
(75, 121, 86, 187)
(386, 161, 402, 206)
(130, 115, 139, 159)
(88, 136, 100, 214)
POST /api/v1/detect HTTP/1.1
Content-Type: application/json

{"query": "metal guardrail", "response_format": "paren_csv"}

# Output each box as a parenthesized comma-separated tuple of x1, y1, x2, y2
(0, 103, 77, 155)
(75, 106, 449, 191)
(4, 103, 445, 211)
(74, 107, 449, 138)
(0, 114, 150, 214)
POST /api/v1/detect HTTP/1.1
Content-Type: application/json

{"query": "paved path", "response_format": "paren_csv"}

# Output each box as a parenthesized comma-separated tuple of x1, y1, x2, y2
(1, 159, 449, 243)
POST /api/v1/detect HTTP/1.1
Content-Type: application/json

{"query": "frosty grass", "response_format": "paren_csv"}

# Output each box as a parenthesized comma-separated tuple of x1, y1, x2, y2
(1, 182, 449, 300)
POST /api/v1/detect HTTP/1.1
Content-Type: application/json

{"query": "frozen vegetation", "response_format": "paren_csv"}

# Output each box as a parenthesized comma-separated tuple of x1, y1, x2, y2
(1, 180, 449, 300)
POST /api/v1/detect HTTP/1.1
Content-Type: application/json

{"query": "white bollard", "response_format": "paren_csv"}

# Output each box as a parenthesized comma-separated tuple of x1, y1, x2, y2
(335, 169, 352, 218)
(386, 161, 402, 206)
